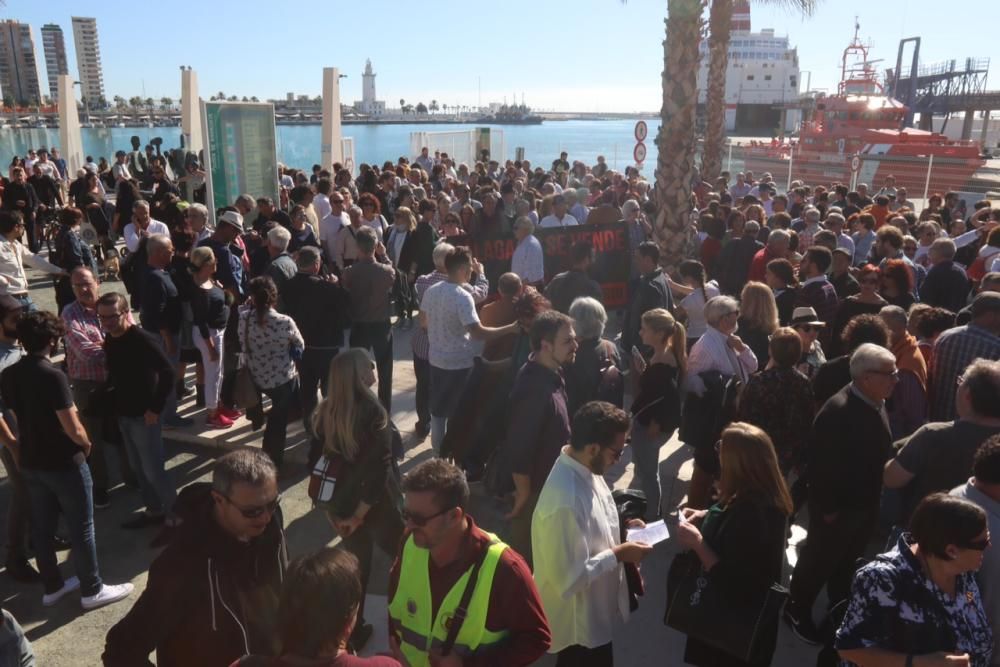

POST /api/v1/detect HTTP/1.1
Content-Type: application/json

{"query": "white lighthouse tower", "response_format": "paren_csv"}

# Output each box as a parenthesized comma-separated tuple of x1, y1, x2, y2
(353, 59, 385, 116)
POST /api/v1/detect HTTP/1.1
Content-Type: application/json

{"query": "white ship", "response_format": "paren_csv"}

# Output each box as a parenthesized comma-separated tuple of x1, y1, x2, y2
(696, 0, 801, 134)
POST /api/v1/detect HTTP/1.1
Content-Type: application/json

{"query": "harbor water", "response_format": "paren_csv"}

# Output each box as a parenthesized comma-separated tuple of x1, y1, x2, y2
(0, 118, 660, 174)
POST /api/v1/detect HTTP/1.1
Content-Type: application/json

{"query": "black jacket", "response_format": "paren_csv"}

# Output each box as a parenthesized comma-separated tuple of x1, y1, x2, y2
(919, 260, 970, 313)
(717, 236, 763, 296)
(103, 483, 287, 667)
(807, 385, 892, 514)
(624, 268, 675, 352)
(280, 272, 347, 349)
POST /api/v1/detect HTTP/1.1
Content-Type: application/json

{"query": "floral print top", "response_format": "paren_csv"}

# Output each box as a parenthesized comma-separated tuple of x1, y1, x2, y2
(835, 533, 992, 666)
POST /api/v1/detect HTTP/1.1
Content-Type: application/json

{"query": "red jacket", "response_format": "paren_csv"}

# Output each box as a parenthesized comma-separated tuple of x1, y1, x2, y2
(748, 246, 781, 282)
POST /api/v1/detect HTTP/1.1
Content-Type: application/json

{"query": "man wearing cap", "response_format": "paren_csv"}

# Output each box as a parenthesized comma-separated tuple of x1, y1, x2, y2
(539, 195, 579, 229)
(928, 292, 1000, 422)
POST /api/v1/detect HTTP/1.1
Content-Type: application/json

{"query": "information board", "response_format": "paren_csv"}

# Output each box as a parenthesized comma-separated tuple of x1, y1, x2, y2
(201, 101, 279, 223)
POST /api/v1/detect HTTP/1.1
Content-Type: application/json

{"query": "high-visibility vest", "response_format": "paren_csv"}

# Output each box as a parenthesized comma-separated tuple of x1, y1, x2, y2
(387, 532, 509, 667)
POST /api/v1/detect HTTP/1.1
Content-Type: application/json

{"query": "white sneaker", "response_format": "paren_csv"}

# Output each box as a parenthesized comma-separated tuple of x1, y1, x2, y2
(81, 582, 134, 611)
(42, 576, 81, 606)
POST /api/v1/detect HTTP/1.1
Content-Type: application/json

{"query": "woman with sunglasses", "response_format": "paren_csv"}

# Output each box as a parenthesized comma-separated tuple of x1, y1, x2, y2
(836, 493, 992, 667)
(828, 264, 888, 358)
(676, 422, 792, 667)
(312, 348, 403, 651)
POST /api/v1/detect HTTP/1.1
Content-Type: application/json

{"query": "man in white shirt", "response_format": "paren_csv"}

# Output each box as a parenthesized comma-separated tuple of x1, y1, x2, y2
(539, 194, 579, 228)
(532, 401, 653, 666)
(511, 217, 545, 286)
(729, 172, 752, 200)
(111, 151, 132, 184)
(312, 178, 333, 222)
(419, 246, 518, 453)
(124, 201, 170, 253)
(319, 192, 349, 266)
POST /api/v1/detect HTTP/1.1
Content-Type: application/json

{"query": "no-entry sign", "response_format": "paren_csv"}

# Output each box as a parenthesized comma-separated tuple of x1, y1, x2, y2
(634, 120, 648, 142)
(633, 142, 647, 163)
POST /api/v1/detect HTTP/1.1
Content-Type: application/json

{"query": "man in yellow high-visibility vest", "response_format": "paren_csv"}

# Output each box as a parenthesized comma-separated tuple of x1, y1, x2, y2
(387, 459, 551, 667)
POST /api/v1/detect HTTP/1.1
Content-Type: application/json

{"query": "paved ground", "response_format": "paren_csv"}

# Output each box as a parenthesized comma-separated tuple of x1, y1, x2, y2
(0, 264, 820, 665)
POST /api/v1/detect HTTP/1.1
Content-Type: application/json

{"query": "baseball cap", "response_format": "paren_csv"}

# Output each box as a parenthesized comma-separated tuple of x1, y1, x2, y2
(218, 210, 244, 232)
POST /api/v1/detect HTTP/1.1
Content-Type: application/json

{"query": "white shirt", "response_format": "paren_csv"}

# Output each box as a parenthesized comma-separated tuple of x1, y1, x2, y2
(686, 325, 758, 395)
(420, 281, 481, 370)
(313, 193, 332, 222)
(124, 220, 170, 253)
(319, 212, 349, 264)
(532, 448, 629, 652)
(0, 239, 63, 295)
(679, 280, 721, 339)
(512, 234, 545, 284)
(539, 213, 579, 228)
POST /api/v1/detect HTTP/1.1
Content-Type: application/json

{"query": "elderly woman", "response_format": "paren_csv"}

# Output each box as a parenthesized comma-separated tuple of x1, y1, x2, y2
(684, 295, 758, 508)
(836, 493, 992, 666)
(511, 216, 545, 287)
(565, 296, 621, 416)
(737, 327, 815, 476)
(879, 305, 928, 439)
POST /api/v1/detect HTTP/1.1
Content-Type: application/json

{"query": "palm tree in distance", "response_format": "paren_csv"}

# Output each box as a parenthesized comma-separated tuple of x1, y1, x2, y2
(700, 0, 816, 182)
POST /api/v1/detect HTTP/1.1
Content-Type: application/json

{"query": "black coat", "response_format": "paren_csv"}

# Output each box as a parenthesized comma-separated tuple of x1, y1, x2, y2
(717, 236, 763, 296)
(624, 268, 675, 352)
(683, 498, 788, 667)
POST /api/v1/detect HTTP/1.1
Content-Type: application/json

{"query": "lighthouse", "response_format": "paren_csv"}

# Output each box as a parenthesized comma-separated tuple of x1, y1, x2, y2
(353, 59, 386, 116)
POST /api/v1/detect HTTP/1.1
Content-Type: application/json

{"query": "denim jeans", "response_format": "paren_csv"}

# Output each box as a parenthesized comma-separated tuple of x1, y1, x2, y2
(261, 379, 296, 466)
(117, 415, 176, 515)
(629, 418, 673, 520)
(71, 379, 137, 494)
(22, 462, 103, 596)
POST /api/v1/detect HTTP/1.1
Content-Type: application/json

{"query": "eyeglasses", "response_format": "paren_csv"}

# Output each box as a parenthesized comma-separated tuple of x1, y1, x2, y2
(724, 310, 740, 317)
(97, 311, 125, 321)
(402, 505, 454, 527)
(794, 324, 820, 333)
(960, 536, 991, 551)
(224, 493, 281, 519)
(869, 369, 900, 380)
(607, 446, 625, 461)
(331, 199, 344, 205)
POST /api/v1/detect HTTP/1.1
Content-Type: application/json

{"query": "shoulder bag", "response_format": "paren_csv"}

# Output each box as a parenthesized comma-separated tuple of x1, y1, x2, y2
(233, 312, 260, 409)
(439, 538, 496, 657)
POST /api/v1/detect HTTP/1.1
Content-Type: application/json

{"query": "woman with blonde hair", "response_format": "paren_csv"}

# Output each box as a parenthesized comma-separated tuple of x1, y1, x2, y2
(676, 422, 792, 666)
(386, 206, 418, 327)
(630, 308, 687, 519)
(737, 281, 780, 367)
(190, 246, 232, 428)
(311, 348, 403, 650)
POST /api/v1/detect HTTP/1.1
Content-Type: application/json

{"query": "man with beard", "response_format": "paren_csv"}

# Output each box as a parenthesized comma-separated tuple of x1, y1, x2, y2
(503, 311, 578, 566)
(532, 401, 652, 666)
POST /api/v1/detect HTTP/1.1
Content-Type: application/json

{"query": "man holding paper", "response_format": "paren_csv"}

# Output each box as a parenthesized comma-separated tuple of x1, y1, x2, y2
(531, 401, 653, 666)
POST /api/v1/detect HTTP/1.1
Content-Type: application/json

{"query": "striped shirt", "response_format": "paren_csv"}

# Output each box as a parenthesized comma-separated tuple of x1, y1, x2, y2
(61, 300, 133, 383)
(929, 324, 1000, 421)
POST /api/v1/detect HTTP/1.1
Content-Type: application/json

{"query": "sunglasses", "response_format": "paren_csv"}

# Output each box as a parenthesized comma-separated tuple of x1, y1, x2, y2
(224, 493, 281, 519)
(402, 505, 454, 527)
(794, 324, 820, 333)
(960, 536, 991, 551)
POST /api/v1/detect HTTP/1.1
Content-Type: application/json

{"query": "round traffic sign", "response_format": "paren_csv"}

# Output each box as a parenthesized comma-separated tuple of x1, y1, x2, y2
(633, 142, 647, 163)
(850, 155, 861, 172)
(634, 120, 648, 143)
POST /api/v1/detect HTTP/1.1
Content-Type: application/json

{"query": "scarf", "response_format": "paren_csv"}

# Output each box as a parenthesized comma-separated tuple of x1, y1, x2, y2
(892, 333, 928, 390)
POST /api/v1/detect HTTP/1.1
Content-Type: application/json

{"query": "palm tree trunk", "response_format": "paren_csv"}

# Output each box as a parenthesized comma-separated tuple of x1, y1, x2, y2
(701, 0, 732, 182)
(654, 0, 703, 270)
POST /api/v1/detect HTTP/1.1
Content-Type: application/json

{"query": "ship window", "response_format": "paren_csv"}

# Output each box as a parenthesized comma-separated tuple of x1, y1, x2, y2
(747, 75, 755, 81)
(764, 75, 772, 81)
(790, 77, 797, 87)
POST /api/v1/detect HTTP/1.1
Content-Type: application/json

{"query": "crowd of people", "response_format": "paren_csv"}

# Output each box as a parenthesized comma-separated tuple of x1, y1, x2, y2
(0, 141, 999, 667)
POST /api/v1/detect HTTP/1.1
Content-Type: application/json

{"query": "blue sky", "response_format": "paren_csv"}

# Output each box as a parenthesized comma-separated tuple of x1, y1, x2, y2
(4, 0, 995, 112)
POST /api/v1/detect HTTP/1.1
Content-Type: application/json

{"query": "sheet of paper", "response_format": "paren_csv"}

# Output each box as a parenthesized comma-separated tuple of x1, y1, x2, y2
(626, 519, 670, 545)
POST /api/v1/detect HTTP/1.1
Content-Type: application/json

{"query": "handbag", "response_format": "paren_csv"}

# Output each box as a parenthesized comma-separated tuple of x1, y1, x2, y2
(308, 454, 339, 504)
(233, 313, 260, 409)
(664, 550, 787, 663)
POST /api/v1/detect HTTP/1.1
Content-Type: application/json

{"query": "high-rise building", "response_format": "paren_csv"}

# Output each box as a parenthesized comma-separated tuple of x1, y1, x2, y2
(0, 19, 42, 106)
(71, 16, 104, 106)
(41, 24, 68, 103)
